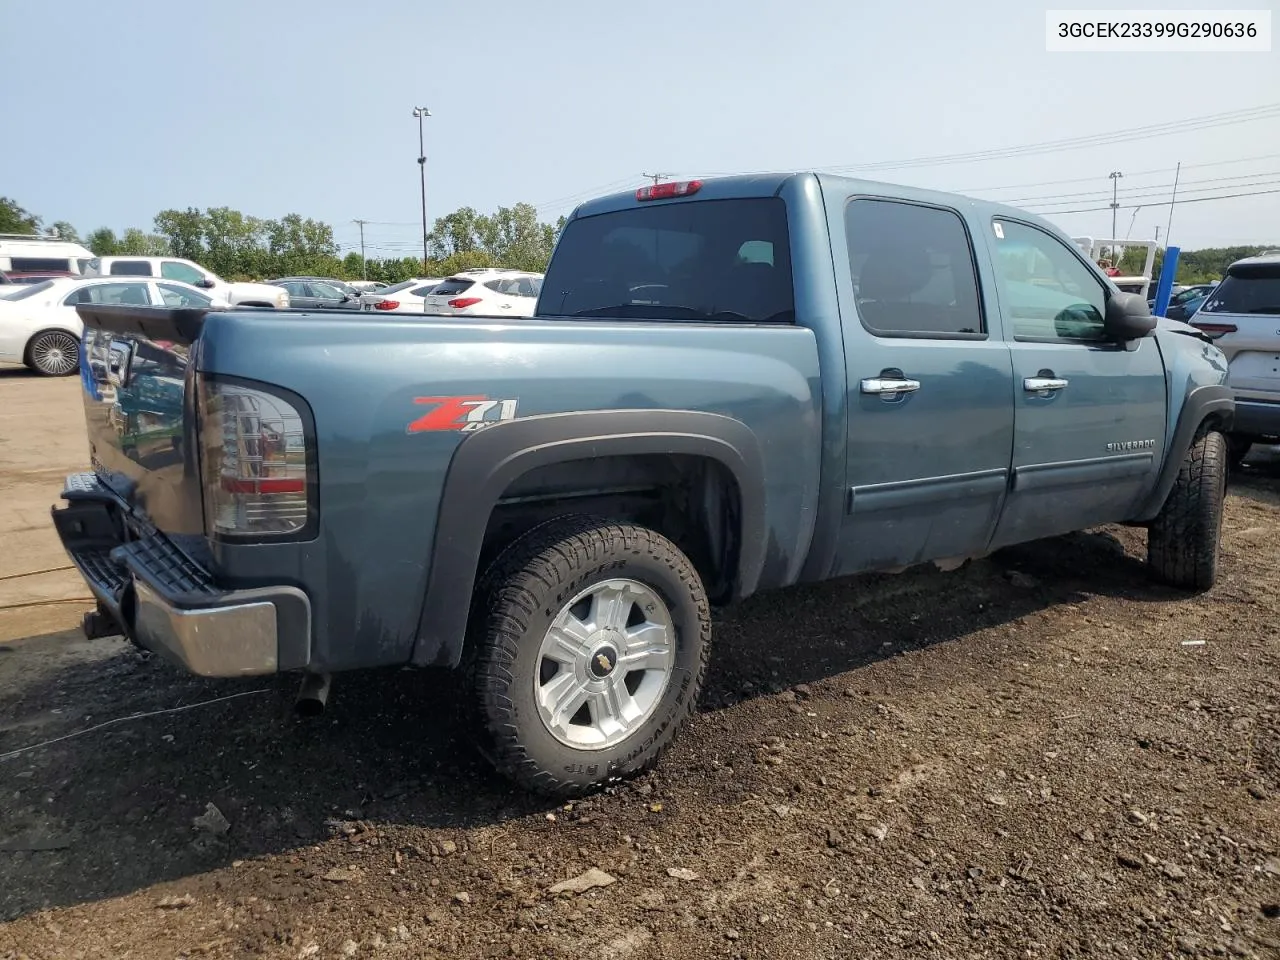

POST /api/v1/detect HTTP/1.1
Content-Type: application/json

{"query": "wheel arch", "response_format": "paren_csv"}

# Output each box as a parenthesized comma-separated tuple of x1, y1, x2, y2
(410, 409, 768, 667)
(1131, 383, 1234, 522)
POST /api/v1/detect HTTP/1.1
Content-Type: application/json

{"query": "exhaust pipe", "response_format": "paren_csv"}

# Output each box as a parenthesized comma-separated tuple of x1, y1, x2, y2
(295, 672, 331, 716)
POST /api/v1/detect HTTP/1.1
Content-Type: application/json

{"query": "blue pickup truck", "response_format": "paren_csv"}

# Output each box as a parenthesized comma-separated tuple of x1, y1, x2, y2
(54, 173, 1233, 795)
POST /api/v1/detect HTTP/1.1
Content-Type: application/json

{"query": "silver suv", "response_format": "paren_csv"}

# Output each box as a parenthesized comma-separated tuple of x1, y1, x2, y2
(1192, 253, 1280, 463)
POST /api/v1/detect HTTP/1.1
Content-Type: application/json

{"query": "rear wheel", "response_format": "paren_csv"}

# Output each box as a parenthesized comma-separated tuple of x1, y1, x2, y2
(1147, 429, 1227, 591)
(466, 516, 711, 797)
(26, 330, 80, 377)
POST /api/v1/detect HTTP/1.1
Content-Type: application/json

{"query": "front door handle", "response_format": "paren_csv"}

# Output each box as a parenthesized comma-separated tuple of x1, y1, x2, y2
(1024, 377, 1069, 392)
(860, 377, 921, 395)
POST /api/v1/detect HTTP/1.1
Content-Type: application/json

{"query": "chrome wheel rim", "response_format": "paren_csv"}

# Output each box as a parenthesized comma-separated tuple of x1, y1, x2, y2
(534, 578, 675, 750)
(32, 333, 79, 376)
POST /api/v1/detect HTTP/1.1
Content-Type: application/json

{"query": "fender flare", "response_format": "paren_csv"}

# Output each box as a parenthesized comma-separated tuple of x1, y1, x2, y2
(410, 409, 767, 667)
(1131, 383, 1234, 522)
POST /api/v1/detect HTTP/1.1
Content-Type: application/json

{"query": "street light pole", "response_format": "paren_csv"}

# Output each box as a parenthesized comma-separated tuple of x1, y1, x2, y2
(1108, 170, 1123, 240)
(412, 106, 431, 270)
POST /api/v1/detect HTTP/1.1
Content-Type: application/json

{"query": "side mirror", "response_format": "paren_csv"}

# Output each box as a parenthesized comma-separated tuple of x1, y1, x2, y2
(194, 278, 216, 289)
(1104, 292, 1156, 341)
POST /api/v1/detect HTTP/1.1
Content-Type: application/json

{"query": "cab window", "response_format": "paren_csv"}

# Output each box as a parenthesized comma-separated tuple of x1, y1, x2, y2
(991, 220, 1107, 342)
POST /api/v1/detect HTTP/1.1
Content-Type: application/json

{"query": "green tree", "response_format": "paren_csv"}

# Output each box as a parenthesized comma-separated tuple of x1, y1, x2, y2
(50, 221, 80, 243)
(86, 227, 119, 256)
(154, 207, 206, 261)
(0, 197, 41, 234)
(118, 228, 170, 256)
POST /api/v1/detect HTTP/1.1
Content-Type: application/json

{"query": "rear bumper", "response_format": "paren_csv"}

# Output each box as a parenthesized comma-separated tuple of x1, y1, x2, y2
(51, 472, 311, 676)
(1232, 399, 1280, 439)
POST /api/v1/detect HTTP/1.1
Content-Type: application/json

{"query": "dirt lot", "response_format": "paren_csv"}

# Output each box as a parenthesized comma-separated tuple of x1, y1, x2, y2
(0, 363, 1277, 960)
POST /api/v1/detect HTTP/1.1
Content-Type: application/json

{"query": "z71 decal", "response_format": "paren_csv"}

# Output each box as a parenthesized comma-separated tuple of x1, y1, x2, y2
(407, 395, 520, 433)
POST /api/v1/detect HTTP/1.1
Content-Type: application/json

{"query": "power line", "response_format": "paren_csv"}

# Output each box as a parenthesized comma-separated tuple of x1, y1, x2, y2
(1000, 168, 1280, 205)
(686, 103, 1280, 181)
(1024, 175, 1280, 211)
(1032, 185, 1280, 217)
(952, 152, 1280, 195)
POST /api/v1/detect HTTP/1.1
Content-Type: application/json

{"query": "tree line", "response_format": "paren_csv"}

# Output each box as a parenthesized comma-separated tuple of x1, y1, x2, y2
(3, 195, 1273, 285)
(1, 196, 563, 282)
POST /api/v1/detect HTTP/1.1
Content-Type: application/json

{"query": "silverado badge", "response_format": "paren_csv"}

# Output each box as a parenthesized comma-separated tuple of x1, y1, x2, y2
(1105, 439, 1155, 452)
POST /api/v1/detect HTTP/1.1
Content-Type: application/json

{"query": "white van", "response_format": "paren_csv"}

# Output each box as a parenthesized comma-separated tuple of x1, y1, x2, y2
(0, 233, 95, 275)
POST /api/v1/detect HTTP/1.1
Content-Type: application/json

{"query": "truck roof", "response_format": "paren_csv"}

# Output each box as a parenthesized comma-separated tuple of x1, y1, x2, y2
(572, 172, 1058, 229)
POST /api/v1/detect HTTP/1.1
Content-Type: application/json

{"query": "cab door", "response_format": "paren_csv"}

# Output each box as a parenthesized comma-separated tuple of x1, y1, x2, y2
(982, 217, 1167, 549)
(831, 195, 1016, 575)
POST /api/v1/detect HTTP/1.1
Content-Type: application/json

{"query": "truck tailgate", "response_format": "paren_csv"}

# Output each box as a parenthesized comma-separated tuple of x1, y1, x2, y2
(76, 304, 206, 536)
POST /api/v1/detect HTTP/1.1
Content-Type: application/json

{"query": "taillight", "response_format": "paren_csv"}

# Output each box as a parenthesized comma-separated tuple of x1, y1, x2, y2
(198, 379, 312, 538)
(448, 297, 482, 309)
(636, 179, 702, 201)
(374, 300, 399, 311)
(1190, 321, 1237, 339)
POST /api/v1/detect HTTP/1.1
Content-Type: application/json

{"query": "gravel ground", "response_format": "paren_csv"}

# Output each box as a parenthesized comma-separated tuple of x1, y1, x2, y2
(0, 396, 1276, 958)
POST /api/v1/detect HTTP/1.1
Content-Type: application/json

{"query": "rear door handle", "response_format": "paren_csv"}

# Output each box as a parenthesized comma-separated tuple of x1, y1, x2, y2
(860, 377, 921, 395)
(1024, 377, 1069, 392)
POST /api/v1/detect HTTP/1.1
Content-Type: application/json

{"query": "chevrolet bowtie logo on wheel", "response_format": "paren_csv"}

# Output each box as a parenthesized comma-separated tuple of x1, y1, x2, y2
(595, 652, 614, 673)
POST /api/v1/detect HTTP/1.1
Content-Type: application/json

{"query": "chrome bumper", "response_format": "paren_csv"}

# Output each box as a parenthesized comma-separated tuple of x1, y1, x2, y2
(52, 472, 311, 677)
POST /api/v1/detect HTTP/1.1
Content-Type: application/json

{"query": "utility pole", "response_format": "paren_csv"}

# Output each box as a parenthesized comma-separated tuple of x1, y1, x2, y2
(412, 106, 432, 270)
(1165, 161, 1181, 247)
(642, 172, 672, 185)
(352, 219, 368, 279)
(1108, 171, 1123, 240)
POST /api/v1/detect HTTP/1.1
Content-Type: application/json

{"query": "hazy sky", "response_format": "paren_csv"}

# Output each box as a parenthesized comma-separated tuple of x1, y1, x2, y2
(2, 0, 1277, 257)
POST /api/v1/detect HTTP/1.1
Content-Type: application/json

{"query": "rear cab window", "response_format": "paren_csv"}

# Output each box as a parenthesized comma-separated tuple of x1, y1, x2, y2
(845, 199, 985, 337)
(11, 257, 71, 272)
(537, 198, 794, 322)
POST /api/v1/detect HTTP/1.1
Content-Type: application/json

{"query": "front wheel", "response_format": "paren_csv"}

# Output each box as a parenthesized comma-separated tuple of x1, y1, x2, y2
(26, 330, 80, 377)
(1147, 429, 1227, 591)
(467, 516, 711, 797)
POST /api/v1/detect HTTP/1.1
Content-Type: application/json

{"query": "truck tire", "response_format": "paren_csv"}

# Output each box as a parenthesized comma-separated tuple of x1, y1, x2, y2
(466, 515, 711, 797)
(1147, 429, 1227, 591)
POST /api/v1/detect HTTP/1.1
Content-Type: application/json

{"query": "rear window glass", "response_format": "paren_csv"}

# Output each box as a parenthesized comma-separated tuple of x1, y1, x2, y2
(4, 280, 55, 300)
(109, 261, 153, 276)
(410, 284, 438, 297)
(11, 257, 70, 272)
(380, 280, 422, 295)
(537, 198, 795, 322)
(1200, 263, 1280, 315)
(431, 278, 476, 296)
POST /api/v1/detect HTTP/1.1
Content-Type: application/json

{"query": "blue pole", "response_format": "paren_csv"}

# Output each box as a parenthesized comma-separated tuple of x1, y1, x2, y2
(1152, 246, 1180, 317)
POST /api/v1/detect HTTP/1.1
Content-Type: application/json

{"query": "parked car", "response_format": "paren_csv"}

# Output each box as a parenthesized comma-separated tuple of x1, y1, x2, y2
(1160, 283, 1218, 321)
(0, 233, 95, 276)
(268, 277, 363, 311)
(359, 278, 443, 313)
(419, 269, 543, 317)
(81, 257, 288, 309)
(55, 173, 1232, 797)
(1189, 254, 1280, 463)
(0, 276, 226, 376)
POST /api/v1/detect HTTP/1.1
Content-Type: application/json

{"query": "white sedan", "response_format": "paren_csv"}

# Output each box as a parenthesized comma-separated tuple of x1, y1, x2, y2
(0, 276, 227, 376)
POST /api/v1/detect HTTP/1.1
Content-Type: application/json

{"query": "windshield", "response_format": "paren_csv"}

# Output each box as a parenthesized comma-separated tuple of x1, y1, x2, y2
(1200, 264, 1280, 314)
(537, 197, 795, 322)
(3, 280, 56, 301)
